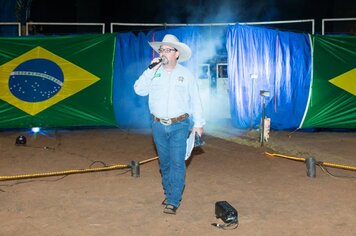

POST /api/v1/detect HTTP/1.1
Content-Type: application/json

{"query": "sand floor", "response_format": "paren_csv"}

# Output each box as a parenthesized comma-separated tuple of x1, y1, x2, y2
(0, 127, 355, 235)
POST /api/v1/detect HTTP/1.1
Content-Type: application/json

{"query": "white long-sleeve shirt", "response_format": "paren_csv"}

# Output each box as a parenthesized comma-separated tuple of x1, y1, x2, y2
(134, 64, 205, 128)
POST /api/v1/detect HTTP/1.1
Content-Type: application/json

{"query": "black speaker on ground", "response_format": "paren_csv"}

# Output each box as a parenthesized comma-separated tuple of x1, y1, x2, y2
(215, 201, 238, 224)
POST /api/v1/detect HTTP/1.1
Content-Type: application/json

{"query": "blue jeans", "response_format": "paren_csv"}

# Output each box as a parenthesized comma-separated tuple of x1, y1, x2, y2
(152, 117, 190, 208)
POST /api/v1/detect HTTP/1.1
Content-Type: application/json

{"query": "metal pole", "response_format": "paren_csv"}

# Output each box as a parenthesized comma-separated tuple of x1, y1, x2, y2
(250, 74, 258, 129)
(250, 78, 254, 129)
(259, 90, 270, 146)
(260, 96, 266, 146)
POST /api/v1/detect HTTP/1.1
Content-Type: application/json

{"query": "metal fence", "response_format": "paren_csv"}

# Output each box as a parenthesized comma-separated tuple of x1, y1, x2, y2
(322, 17, 356, 35)
(24, 22, 105, 36)
(2, 18, 356, 36)
(110, 19, 315, 34)
(0, 22, 21, 36)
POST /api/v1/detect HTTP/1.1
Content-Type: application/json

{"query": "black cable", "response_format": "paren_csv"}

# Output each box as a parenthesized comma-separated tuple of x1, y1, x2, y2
(89, 160, 108, 168)
(3, 131, 133, 189)
(317, 163, 356, 179)
(15, 145, 56, 150)
(211, 221, 239, 230)
(0, 163, 132, 191)
(0, 175, 68, 192)
(116, 169, 131, 176)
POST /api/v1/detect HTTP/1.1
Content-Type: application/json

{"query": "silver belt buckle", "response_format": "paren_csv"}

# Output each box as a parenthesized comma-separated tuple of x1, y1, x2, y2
(160, 118, 172, 125)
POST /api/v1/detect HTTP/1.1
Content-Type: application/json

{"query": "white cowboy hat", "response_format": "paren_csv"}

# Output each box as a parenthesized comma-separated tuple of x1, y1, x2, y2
(148, 34, 192, 62)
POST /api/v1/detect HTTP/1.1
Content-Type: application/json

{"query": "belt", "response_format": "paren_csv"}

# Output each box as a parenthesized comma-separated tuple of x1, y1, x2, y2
(153, 113, 189, 125)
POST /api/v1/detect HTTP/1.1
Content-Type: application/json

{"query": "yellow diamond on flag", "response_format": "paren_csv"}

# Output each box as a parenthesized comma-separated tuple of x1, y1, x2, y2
(0, 46, 100, 116)
(329, 68, 356, 96)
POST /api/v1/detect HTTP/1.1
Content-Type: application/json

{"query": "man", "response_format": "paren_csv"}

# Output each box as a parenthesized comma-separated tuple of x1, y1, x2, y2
(134, 34, 205, 214)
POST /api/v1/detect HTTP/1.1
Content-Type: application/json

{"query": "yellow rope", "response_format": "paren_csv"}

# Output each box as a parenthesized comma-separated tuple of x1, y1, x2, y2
(139, 156, 159, 165)
(3, 152, 354, 181)
(320, 162, 356, 171)
(0, 156, 160, 181)
(264, 152, 356, 171)
(0, 164, 129, 181)
(264, 152, 306, 162)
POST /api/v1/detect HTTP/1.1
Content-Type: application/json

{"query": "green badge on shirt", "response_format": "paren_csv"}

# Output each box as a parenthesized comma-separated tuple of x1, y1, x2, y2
(153, 72, 161, 78)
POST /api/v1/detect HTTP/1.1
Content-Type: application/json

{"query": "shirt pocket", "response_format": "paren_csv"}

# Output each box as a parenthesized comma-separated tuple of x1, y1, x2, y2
(174, 79, 188, 101)
(149, 80, 165, 101)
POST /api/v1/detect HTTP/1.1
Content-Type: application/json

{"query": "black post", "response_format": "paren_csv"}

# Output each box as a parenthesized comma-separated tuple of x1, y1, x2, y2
(131, 160, 140, 177)
(305, 157, 316, 178)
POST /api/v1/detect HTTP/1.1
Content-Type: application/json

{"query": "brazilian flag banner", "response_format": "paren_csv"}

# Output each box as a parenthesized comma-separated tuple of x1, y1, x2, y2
(301, 35, 356, 129)
(0, 33, 117, 128)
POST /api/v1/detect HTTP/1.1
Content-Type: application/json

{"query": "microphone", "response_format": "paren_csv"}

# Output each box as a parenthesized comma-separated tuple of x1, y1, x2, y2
(148, 57, 167, 69)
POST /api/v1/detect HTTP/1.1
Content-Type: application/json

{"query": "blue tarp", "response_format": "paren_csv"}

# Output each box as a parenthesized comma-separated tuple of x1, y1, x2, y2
(226, 24, 312, 129)
(113, 27, 204, 129)
(113, 24, 312, 130)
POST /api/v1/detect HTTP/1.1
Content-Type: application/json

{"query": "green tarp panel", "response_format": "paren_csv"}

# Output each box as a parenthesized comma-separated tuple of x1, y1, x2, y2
(0, 33, 116, 128)
(301, 35, 356, 129)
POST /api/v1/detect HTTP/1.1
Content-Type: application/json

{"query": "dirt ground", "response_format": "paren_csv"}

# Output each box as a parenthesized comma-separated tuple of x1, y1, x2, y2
(0, 126, 355, 236)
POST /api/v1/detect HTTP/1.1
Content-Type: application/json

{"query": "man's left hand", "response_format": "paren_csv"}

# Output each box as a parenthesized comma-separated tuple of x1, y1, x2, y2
(192, 127, 204, 137)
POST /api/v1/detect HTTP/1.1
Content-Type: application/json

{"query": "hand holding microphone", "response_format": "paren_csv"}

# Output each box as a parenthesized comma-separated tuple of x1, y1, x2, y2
(148, 57, 168, 69)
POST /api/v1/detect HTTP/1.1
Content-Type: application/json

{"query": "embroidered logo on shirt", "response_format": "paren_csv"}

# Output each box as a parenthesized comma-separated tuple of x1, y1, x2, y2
(152, 72, 161, 80)
(178, 76, 184, 82)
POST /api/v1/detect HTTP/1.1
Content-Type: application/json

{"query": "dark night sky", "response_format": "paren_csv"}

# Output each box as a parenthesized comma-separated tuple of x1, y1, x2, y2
(29, 0, 356, 33)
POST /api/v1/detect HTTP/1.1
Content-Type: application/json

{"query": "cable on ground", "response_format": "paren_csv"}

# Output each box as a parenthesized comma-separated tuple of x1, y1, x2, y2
(264, 152, 356, 171)
(0, 156, 159, 181)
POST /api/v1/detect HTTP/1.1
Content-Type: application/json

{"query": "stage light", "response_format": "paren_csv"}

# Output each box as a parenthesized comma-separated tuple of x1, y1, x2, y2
(260, 90, 270, 97)
(15, 135, 27, 145)
(250, 74, 258, 79)
(31, 127, 40, 133)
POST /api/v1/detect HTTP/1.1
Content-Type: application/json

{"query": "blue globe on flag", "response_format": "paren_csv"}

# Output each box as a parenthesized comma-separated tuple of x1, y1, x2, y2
(9, 58, 64, 102)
